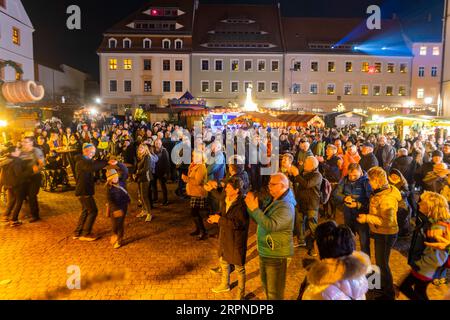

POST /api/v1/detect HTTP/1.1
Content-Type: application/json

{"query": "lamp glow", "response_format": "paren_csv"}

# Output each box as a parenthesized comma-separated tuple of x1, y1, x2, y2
(425, 97, 433, 104)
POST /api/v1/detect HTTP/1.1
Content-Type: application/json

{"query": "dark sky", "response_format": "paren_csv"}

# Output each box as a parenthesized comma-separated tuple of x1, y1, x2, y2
(21, 0, 444, 80)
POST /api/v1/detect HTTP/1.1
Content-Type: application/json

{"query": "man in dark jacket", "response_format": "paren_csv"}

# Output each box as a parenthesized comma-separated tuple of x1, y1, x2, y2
(374, 136, 396, 171)
(295, 139, 314, 173)
(391, 148, 414, 185)
(443, 143, 450, 165)
(334, 163, 372, 256)
(153, 139, 170, 205)
(359, 142, 379, 173)
(74, 143, 112, 241)
(289, 156, 323, 256)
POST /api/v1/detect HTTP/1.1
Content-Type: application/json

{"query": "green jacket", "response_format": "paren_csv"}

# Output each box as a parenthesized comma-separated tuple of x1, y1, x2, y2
(248, 189, 296, 258)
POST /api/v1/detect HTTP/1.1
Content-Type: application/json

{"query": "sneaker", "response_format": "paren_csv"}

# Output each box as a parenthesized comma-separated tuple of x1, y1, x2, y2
(197, 233, 208, 241)
(145, 214, 153, 222)
(136, 211, 147, 218)
(28, 217, 41, 223)
(212, 285, 230, 293)
(293, 239, 306, 248)
(110, 235, 118, 245)
(79, 235, 98, 242)
(10, 221, 22, 227)
(113, 242, 121, 249)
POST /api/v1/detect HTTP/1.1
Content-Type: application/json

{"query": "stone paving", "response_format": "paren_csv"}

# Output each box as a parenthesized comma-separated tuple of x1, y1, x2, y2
(0, 181, 448, 300)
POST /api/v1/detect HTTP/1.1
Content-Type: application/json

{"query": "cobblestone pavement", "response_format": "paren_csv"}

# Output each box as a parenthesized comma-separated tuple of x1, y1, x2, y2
(0, 181, 448, 300)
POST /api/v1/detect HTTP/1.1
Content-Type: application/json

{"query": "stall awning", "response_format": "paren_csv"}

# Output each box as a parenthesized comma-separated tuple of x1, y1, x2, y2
(276, 114, 324, 127)
(227, 112, 286, 127)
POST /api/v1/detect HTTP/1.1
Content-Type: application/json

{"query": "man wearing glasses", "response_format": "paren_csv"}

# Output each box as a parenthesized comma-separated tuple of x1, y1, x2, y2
(245, 173, 296, 300)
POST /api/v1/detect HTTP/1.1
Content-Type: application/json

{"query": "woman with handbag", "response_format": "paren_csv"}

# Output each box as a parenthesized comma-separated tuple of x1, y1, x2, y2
(105, 163, 130, 249)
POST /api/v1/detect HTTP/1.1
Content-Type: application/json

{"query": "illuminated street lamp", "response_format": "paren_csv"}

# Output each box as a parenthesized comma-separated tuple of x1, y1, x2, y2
(425, 97, 433, 105)
(95, 97, 102, 104)
(89, 107, 98, 116)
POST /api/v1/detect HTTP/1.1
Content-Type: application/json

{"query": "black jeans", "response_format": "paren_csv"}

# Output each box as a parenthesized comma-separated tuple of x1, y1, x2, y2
(111, 211, 126, 242)
(298, 209, 318, 250)
(75, 196, 98, 236)
(344, 211, 371, 257)
(399, 272, 430, 300)
(2, 186, 24, 222)
(191, 206, 206, 234)
(138, 181, 153, 212)
(152, 177, 168, 203)
(24, 174, 41, 219)
(373, 233, 398, 300)
(259, 256, 288, 300)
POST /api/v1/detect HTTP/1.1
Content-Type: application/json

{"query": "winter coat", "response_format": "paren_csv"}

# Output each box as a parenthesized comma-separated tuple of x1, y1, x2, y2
(106, 163, 130, 213)
(213, 192, 250, 266)
(154, 147, 170, 178)
(422, 170, 447, 193)
(0, 156, 24, 189)
(320, 155, 342, 183)
(295, 149, 314, 173)
(391, 155, 415, 185)
(359, 153, 379, 173)
(247, 189, 296, 259)
(334, 174, 372, 217)
(207, 151, 226, 182)
(374, 144, 396, 171)
(186, 163, 208, 198)
(366, 185, 402, 235)
(135, 155, 152, 182)
(342, 152, 361, 177)
(302, 251, 371, 300)
(75, 156, 108, 196)
(294, 168, 323, 212)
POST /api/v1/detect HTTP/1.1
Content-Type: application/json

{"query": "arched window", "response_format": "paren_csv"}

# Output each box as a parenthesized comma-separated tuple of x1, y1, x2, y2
(143, 39, 152, 49)
(162, 39, 171, 49)
(109, 38, 117, 48)
(175, 39, 183, 49)
(123, 38, 132, 49)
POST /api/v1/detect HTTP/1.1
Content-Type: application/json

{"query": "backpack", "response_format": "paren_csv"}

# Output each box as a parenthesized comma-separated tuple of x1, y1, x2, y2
(320, 177, 332, 205)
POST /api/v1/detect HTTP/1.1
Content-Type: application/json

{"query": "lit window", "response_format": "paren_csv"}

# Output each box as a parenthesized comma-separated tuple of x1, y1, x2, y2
(124, 80, 132, 92)
(344, 84, 352, 95)
(361, 85, 369, 96)
(143, 39, 151, 49)
(374, 62, 382, 73)
(162, 39, 171, 49)
(420, 46, 427, 55)
(109, 39, 117, 48)
(201, 81, 209, 93)
(257, 82, 266, 93)
(271, 60, 279, 72)
(124, 59, 132, 70)
(431, 66, 438, 77)
(12, 27, 20, 45)
(271, 82, 279, 93)
(175, 81, 183, 92)
(328, 61, 335, 72)
(109, 59, 118, 70)
(361, 62, 369, 72)
(231, 82, 239, 93)
(345, 62, 352, 72)
(163, 81, 171, 92)
(258, 60, 266, 71)
(417, 88, 424, 99)
(387, 63, 395, 73)
(201, 59, 209, 71)
(327, 84, 335, 95)
(433, 47, 440, 56)
(373, 85, 381, 96)
(244, 82, 252, 92)
(144, 81, 152, 92)
(123, 39, 131, 48)
(175, 60, 183, 71)
(293, 61, 301, 71)
(418, 67, 425, 77)
(400, 64, 408, 73)
(144, 59, 152, 71)
(214, 81, 223, 93)
(15, 70, 22, 81)
(386, 86, 393, 96)
(231, 60, 239, 72)
(311, 62, 318, 72)
(398, 86, 406, 96)
(244, 60, 252, 71)
(310, 84, 318, 95)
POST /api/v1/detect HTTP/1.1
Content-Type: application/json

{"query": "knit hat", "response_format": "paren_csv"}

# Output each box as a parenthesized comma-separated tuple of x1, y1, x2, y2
(83, 143, 94, 150)
(432, 150, 444, 158)
(106, 169, 119, 182)
(362, 142, 374, 149)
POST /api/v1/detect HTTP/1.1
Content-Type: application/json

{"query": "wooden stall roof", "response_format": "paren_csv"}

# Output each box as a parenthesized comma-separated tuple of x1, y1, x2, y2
(276, 114, 324, 127)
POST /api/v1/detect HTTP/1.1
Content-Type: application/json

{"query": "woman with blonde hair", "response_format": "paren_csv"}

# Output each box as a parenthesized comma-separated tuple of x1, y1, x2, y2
(400, 191, 450, 300)
(357, 166, 402, 300)
(135, 143, 154, 222)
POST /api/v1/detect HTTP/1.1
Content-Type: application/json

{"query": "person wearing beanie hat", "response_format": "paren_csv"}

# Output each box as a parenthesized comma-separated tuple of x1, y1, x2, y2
(360, 142, 379, 173)
(105, 162, 130, 249)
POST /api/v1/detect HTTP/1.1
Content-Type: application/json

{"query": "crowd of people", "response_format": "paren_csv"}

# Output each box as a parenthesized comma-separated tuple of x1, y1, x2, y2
(1, 114, 450, 301)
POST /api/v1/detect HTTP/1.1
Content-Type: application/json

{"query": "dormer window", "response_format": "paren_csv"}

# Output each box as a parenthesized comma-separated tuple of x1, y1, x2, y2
(123, 39, 132, 49)
(143, 39, 152, 49)
(175, 39, 183, 50)
(109, 38, 117, 48)
(162, 39, 171, 49)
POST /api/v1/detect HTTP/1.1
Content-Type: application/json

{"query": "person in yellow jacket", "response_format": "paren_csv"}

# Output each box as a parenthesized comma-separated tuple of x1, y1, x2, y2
(182, 150, 208, 241)
(357, 166, 401, 300)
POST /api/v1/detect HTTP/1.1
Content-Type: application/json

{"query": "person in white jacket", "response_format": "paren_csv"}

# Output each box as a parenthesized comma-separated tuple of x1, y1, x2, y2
(301, 221, 371, 300)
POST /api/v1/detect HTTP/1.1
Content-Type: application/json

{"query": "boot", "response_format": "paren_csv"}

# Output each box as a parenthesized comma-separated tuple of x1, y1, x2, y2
(212, 264, 230, 293)
(236, 268, 246, 300)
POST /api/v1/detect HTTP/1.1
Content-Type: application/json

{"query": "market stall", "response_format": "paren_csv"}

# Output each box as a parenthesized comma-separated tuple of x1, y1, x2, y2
(275, 114, 325, 128)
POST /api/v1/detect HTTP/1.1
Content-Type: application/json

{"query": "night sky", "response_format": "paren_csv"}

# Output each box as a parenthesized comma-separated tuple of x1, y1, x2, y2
(21, 0, 444, 80)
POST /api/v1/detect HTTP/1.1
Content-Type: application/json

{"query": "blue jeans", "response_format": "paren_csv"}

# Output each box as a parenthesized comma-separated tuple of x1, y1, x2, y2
(259, 256, 287, 300)
(343, 211, 371, 257)
(373, 233, 397, 300)
(298, 209, 318, 250)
